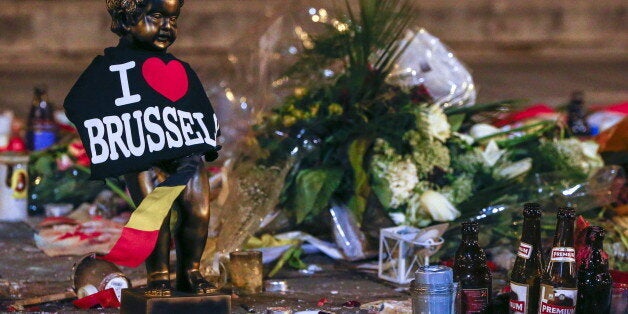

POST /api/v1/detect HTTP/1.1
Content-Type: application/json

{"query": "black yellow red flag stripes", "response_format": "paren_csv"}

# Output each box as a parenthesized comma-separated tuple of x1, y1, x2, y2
(100, 163, 196, 267)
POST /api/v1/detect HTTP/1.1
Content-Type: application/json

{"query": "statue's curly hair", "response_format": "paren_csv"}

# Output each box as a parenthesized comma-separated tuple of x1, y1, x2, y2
(106, 0, 184, 36)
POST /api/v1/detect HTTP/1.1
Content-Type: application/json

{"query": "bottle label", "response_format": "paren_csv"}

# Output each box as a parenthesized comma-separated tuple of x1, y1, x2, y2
(550, 247, 575, 262)
(517, 242, 533, 259)
(509, 282, 528, 314)
(461, 288, 489, 313)
(539, 284, 577, 314)
(10, 167, 28, 199)
(32, 131, 56, 151)
(103, 276, 128, 301)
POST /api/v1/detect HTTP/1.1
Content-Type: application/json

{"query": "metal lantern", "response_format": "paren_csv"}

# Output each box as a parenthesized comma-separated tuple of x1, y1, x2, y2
(378, 225, 446, 284)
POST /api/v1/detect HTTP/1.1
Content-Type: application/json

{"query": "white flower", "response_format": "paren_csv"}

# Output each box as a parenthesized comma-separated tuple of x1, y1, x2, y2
(419, 190, 461, 222)
(388, 212, 406, 225)
(481, 140, 505, 167)
(581, 141, 599, 159)
(387, 159, 419, 208)
(495, 158, 532, 180)
(453, 132, 474, 145)
(469, 123, 500, 139)
(426, 105, 451, 142)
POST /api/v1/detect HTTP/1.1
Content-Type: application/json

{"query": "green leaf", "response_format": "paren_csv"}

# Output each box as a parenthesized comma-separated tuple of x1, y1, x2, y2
(287, 247, 307, 269)
(294, 168, 343, 223)
(371, 174, 393, 208)
(31, 155, 55, 177)
(448, 113, 466, 133)
(268, 245, 297, 277)
(347, 138, 372, 221)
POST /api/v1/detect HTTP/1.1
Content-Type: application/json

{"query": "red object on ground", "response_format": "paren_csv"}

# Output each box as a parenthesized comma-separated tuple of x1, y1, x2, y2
(72, 288, 120, 309)
(590, 102, 628, 114)
(493, 104, 556, 127)
(316, 297, 329, 307)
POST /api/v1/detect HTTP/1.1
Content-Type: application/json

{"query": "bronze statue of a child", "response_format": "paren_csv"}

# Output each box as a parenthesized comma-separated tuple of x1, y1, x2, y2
(102, 0, 216, 295)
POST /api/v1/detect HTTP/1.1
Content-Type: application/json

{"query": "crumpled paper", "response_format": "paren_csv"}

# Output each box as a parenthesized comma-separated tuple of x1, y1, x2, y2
(34, 206, 127, 257)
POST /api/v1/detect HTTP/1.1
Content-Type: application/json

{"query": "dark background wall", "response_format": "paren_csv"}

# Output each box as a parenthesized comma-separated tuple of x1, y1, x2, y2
(0, 0, 626, 119)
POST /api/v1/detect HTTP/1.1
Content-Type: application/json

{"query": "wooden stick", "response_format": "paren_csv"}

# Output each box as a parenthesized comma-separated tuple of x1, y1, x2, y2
(10, 291, 77, 308)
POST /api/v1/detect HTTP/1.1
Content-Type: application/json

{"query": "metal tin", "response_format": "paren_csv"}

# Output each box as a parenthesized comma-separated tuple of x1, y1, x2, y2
(410, 265, 455, 314)
(264, 280, 289, 292)
(0, 153, 29, 221)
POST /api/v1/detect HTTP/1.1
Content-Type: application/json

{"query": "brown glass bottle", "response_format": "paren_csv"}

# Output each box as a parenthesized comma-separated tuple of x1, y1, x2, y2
(539, 207, 577, 313)
(453, 221, 492, 314)
(576, 226, 612, 314)
(509, 203, 544, 314)
(566, 91, 591, 136)
(26, 86, 57, 151)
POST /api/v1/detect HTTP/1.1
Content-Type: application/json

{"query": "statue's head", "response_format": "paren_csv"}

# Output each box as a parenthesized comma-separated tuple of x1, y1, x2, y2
(106, 0, 184, 51)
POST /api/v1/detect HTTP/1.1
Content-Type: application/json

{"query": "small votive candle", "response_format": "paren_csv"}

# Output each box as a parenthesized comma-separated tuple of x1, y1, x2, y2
(229, 250, 263, 295)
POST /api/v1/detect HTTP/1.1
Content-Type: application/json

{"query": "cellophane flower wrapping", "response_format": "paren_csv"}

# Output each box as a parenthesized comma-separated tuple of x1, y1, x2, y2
(218, 0, 626, 268)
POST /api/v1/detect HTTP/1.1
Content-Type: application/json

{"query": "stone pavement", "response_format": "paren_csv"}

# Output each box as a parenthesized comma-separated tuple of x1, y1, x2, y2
(0, 220, 419, 313)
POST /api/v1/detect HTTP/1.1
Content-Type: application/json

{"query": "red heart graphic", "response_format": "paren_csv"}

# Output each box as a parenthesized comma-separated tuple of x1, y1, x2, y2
(142, 57, 188, 102)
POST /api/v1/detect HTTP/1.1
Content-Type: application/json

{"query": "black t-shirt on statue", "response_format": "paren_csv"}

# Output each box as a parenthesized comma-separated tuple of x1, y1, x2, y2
(64, 40, 220, 179)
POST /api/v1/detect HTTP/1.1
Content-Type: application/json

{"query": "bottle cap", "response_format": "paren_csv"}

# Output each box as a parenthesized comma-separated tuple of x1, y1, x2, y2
(522, 202, 542, 218)
(414, 265, 453, 285)
(557, 207, 576, 219)
(461, 221, 479, 235)
(76, 284, 99, 299)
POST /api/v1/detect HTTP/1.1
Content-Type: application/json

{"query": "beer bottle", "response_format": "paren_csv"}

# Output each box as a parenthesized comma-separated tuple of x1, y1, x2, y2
(539, 207, 577, 313)
(509, 203, 544, 314)
(576, 226, 612, 314)
(453, 221, 492, 314)
(566, 91, 591, 136)
(26, 86, 57, 151)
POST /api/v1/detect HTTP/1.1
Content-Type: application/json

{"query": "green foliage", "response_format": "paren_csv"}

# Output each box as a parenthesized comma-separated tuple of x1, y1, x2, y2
(347, 138, 372, 221)
(534, 138, 604, 178)
(292, 168, 343, 223)
(405, 130, 451, 177)
(254, 0, 423, 224)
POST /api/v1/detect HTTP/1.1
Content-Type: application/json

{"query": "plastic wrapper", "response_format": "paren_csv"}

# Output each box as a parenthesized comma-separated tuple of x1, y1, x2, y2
(438, 166, 626, 262)
(329, 203, 373, 261)
(220, 5, 479, 262)
(387, 28, 477, 109)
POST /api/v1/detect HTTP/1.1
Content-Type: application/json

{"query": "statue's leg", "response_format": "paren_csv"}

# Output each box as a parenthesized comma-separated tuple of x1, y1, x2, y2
(124, 171, 173, 296)
(174, 156, 217, 294)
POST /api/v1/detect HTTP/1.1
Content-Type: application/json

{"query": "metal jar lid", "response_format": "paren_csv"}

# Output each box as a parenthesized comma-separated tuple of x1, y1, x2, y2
(414, 265, 453, 286)
(264, 280, 289, 292)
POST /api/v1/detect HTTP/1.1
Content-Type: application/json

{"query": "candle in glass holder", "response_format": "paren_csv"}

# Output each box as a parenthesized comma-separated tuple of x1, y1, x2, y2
(229, 251, 263, 295)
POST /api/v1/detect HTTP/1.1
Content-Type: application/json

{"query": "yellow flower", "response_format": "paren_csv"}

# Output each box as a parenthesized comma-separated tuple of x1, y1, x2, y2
(282, 115, 297, 127)
(328, 103, 343, 116)
(292, 109, 305, 119)
(310, 103, 320, 116)
(294, 87, 307, 98)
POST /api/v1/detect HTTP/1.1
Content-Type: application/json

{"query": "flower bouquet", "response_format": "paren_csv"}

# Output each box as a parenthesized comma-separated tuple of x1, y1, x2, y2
(28, 132, 132, 215)
(226, 0, 626, 266)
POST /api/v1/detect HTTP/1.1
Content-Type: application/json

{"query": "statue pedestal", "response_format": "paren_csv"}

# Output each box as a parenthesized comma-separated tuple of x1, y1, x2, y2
(120, 288, 231, 314)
